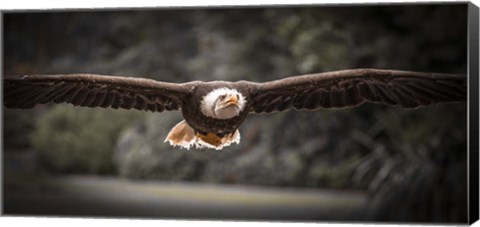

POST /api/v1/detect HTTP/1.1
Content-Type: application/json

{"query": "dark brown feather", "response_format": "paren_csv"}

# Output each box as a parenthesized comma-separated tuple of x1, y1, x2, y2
(3, 74, 194, 112)
(248, 68, 466, 114)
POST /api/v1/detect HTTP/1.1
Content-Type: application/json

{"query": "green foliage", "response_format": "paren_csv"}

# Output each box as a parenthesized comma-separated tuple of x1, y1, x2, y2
(31, 105, 145, 174)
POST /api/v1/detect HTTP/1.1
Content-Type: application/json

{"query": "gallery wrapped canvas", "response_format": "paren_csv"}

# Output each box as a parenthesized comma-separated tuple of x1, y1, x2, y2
(2, 2, 478, 225)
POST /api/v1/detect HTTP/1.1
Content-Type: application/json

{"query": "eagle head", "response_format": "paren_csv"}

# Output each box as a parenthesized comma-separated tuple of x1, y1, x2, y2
(200, 88, 246, 119)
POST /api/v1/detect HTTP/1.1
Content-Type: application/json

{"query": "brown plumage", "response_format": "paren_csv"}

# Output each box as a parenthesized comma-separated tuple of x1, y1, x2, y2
(3, 68, 467, 150)
(4, 74, 191, 111)
(248, 69, 466, 113)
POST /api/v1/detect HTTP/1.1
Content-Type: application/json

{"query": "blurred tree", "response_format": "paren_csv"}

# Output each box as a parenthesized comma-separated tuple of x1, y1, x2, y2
(31, 105, 145, 174)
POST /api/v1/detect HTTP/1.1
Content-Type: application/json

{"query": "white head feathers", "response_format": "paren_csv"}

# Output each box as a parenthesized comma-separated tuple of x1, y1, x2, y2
(200, 88, 246, 119)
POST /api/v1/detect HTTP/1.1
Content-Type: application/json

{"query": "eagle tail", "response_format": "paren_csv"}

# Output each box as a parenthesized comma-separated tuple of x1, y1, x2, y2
(164, 120, 197, 150)
(164, 120, 240, 150)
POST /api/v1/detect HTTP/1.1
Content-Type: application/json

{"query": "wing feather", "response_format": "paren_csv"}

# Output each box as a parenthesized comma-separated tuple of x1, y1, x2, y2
(248, 68, 466, 114)
(3, 74, 194, 112)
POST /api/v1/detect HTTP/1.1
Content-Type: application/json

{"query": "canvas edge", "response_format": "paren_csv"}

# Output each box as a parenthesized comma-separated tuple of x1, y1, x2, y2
(468, 1, 479, 225)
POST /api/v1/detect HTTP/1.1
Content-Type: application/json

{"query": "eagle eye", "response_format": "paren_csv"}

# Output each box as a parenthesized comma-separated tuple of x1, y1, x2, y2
(219, 95, 226, 100)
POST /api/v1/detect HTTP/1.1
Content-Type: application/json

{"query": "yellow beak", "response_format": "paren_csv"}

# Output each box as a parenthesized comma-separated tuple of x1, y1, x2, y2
(225, 95, 238, 106)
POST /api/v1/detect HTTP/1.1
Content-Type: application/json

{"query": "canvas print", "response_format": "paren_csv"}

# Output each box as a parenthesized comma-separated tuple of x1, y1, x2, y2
(2, 3, 473, 224)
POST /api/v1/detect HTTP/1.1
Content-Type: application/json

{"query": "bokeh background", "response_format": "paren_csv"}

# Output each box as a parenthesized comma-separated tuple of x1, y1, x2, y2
(3, 3, 468, 223)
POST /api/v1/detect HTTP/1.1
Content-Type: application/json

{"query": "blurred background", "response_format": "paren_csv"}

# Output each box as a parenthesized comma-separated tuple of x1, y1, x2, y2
(2, 3, 468, 223)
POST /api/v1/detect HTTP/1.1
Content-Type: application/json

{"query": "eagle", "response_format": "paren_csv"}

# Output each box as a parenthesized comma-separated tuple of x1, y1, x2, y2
(3, 68, 467, 150)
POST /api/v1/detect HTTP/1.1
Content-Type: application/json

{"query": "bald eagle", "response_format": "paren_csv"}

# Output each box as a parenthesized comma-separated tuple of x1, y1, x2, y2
(3, 68, 466, 150)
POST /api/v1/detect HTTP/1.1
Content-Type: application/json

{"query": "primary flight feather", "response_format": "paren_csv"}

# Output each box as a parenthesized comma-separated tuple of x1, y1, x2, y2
(3, 68, 467, 150)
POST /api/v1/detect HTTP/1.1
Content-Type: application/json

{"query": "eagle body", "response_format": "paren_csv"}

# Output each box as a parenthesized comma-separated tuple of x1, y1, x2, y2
(3, 68, 467, 150)
(166, 81, 252, 149)
(182, 81, 251, 135)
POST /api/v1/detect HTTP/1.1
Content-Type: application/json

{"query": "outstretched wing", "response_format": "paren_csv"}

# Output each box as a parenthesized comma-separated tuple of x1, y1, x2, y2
(4, 74, 195, 112)
(248, 69, 466, 114)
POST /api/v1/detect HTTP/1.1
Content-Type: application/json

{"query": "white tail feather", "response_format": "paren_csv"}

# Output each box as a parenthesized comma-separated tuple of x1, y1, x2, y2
(164, 120, 197, 150)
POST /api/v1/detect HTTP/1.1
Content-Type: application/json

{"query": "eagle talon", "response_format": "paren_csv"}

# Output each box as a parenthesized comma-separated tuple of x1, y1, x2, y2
(165, 120, 240, 150)
(196, 132, 223, 147)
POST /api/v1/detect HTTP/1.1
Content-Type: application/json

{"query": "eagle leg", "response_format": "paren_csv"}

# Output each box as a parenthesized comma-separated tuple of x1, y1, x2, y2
(195, 130, 241, 150)
(164, 120, 241, 150)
